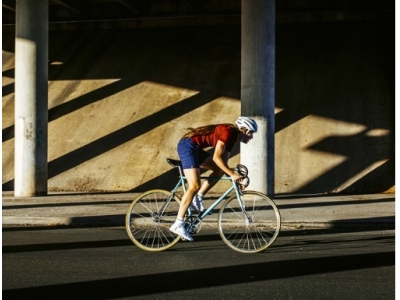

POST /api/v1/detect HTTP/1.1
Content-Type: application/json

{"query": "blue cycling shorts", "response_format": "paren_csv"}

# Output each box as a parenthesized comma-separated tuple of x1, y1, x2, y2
(177, 138, 210, 169)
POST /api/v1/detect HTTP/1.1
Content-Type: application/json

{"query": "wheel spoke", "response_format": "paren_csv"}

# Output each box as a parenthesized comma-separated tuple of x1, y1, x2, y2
(218, 191, 281, 253)
(125, 190, 181, 252)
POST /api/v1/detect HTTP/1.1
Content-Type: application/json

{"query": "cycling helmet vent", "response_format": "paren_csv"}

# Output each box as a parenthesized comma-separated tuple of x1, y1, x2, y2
(235, 117, 258, 134)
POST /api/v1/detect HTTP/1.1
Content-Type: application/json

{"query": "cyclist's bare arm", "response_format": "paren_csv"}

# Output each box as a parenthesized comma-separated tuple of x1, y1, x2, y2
(213, 140, 241, 181)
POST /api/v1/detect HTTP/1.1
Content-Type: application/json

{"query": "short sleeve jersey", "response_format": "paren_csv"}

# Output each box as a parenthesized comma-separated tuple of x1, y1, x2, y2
(190, 125, 238, 152)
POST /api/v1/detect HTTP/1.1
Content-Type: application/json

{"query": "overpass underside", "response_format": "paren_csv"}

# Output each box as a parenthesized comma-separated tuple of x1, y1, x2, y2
(2, 0, 395, 195)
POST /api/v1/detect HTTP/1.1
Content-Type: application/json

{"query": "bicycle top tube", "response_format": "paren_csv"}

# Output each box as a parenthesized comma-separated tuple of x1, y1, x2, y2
(183, 176, 233, 180)
(166, 158, 247, 200)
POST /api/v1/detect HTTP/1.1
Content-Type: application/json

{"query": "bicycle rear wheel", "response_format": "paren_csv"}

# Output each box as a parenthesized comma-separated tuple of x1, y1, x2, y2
(125, 189, 181, 252)
(218, 191, 281, 253)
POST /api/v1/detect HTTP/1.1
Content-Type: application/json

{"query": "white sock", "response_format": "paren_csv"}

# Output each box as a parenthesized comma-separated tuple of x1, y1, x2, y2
(197, 194, 204, 201)
(175, 217, 184, 225)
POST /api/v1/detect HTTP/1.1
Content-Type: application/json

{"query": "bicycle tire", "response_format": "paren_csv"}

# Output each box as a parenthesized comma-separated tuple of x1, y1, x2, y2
(125, 189, 181, 252)
(218, 191, 281, 253)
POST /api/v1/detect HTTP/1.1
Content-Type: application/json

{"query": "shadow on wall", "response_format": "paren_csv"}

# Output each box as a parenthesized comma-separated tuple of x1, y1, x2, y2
(2, 21, 395, 194)
(275, 21, 394, 193)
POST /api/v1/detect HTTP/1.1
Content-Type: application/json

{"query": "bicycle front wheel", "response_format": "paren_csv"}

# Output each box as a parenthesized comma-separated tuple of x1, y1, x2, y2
(125, 189, 181, 252)
(218, 191, 281, 253)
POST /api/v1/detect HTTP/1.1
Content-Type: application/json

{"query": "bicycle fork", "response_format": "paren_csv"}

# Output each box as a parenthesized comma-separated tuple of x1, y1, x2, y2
(235, 187, 254, 226)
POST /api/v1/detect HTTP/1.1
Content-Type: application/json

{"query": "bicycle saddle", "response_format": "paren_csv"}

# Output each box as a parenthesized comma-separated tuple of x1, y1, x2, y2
(166, 158, 182, 168)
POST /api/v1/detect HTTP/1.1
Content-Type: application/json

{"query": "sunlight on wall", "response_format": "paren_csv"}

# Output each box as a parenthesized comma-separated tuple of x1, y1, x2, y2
(365, 129, 390, 137)
(2, 50, 15, 76)
(48, 80, 201, 191)
(275, 114, 369, 193)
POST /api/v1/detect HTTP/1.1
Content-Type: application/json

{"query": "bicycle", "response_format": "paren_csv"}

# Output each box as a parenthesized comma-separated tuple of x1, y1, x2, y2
(125, 158, 281, 253)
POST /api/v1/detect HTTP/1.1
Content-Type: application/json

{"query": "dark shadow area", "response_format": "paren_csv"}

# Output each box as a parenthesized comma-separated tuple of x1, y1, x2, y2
(275, 21, 394, 193)
(274, 229, 395, 249)
(274, 197, 394, 210)
(2, 82, 14, 98)
(2, 250, 394, 299)
(331, 216, 395, 228)
(341, 159, 395, 194)
(2, 179, 13, 191)
(295, 130, 395, 193)
(2, 122, 14, 142)
(2, 227, 394, 254)
(2, 239, 132, 254)
(2, 199, 133, 210)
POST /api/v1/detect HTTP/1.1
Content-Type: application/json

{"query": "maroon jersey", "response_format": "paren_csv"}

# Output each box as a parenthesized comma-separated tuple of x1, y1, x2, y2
(190, 125, 238, 152)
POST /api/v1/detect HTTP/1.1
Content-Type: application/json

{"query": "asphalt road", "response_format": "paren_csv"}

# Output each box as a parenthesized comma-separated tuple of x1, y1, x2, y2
(2, 226, 395, 300)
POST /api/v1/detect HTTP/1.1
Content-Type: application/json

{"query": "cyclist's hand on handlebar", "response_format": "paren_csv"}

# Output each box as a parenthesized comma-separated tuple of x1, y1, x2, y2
(230, 171, 242, 182)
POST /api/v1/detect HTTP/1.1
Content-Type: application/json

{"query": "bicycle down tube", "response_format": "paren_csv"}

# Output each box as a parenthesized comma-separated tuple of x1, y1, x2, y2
(174, 175, 241, 220)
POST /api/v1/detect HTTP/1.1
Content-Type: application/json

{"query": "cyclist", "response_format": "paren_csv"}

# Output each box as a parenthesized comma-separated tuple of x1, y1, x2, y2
(169, 116, 258, 241)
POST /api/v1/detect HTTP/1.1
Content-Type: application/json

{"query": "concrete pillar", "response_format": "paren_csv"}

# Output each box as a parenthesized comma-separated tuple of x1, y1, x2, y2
(15, 0, 48, 196)
(241, 0, 275, 196)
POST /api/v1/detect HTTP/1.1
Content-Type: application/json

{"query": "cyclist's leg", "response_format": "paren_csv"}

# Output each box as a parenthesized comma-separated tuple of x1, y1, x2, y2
(177, 168, 201, 218)
(198, 151, 230, 195)
(173, 139, 203, 240)
(176, 139, 202, 217)
(169, 168, 200, 241)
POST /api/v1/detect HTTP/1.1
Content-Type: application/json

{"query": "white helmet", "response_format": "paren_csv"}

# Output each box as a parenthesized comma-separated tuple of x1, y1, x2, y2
(235, 117, 258, 134)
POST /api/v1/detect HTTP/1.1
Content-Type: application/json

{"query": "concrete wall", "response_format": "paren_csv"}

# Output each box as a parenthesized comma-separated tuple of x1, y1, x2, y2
(2, 20, 394, 194)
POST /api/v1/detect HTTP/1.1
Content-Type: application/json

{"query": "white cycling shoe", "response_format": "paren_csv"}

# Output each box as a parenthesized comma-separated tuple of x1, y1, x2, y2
(169, 222, 193, 242)
(190, 195, 212, 215)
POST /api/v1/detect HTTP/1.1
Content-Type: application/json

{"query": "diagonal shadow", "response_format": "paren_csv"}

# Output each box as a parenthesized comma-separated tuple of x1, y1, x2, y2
(47, 91, 218, 178)
(2, 77, 137, 143)
(2, 68, 14, 78)
(2, 122, 14, 143)
(340, 159, 395, 194)
(2, 251, 394, 299)
(2, 90, 219, 190)
(294, 130, 395, 194)
(2, 82, 14, 98)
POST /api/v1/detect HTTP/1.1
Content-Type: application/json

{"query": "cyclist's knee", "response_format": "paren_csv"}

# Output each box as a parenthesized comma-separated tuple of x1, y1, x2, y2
(189, 185, 201, 193)
(187, 184, 200, 194)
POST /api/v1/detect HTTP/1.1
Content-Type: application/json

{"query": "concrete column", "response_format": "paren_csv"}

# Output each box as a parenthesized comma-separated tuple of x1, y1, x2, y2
(15, 0, 48, 196)
(241, 0, 275, 196)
